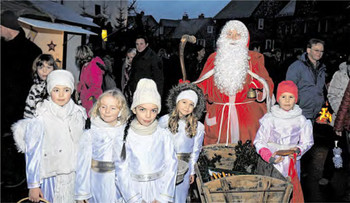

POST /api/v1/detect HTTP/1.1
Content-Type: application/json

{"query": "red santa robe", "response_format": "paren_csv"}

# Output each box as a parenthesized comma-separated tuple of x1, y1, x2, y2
(197, 51, 273, 145)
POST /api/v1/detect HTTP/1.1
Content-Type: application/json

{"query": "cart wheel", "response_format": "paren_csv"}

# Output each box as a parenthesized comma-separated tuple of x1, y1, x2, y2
(17, 197, 49, 203)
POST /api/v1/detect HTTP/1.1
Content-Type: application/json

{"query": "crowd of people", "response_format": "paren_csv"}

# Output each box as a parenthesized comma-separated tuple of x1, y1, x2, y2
(2, 9, 350, 202)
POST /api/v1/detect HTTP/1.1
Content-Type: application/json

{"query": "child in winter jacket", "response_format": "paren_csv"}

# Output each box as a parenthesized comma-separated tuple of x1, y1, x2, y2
(12, 70, 86, 202)
(75, 88, 130, 203)
(24, 54, 58, 118)
(254, 80, 314, 178)
(159, 82, 205, 203)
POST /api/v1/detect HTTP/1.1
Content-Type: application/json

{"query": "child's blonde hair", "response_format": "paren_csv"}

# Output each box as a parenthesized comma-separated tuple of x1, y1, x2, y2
(89, 89, 130, 124)
(168, 106, 198, 138)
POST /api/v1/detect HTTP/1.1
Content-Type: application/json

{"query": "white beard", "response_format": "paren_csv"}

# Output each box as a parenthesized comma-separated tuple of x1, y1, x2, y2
(214, 38, 249, 96)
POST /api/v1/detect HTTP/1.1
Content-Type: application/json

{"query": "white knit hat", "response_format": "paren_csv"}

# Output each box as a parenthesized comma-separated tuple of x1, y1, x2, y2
(47, 69, 75, 95)
(176, 90, 198, 107)
(131, 78, 161, 113)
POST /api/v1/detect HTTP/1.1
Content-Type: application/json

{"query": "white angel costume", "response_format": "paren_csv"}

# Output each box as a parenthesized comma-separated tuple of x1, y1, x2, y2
(115, 120, 177, 203)
(12, 98, 86, 202)
(159, 115, 204, 203)
(75, 116, 125, 202)
(254, 104, 314, 177)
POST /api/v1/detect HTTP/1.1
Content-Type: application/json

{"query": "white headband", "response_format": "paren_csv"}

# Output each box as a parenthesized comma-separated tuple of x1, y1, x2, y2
(176, 90, 198, 107)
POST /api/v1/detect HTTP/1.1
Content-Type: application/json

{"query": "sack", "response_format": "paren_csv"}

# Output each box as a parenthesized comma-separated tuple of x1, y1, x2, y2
(102, 72, 117, 91)
(288, 153, 304, 203)
(96, 61, 117, 91)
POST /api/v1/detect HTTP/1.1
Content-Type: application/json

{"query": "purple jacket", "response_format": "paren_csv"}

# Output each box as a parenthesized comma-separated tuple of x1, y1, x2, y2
(334, 81, 350, 132)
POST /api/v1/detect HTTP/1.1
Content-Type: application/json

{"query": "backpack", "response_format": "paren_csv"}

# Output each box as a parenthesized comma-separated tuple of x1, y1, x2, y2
(102, 71, 117, 91)
(96, 61, 117, 91)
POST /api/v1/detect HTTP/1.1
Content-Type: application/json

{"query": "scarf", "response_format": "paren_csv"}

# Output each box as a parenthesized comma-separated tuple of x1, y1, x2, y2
(130, 119, 158, 135)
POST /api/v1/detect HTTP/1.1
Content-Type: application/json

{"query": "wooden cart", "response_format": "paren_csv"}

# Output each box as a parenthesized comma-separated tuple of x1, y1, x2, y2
(195, 144, 293, 202)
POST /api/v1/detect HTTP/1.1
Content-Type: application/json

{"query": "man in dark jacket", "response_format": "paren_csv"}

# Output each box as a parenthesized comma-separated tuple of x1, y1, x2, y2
(1, 10, 42, 189)
(286, 38, 326, 122)
(127, 35, 164, 103)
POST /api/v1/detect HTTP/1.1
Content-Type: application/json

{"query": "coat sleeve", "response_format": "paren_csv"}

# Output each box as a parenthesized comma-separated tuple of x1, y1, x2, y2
(25, 118, 45, 189)
(253, 115, 273, 153)
(75, 131, 93, 200)
(296, 119, 314, 160)
(151, 55, 164, 96)
(156, 133, 178, 202)
(334, 81, 350, 132)
(189, 122, 204, 175)
(85, 57, 104, 100)
(286, 62, 300, 87)
(327, 72, 346, 113)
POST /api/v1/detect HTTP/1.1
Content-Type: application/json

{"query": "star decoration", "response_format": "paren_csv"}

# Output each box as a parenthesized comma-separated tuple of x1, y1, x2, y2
(47, 40, 56, 51)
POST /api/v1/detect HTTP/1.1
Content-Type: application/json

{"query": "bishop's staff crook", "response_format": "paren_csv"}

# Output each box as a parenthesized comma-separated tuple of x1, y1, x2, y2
(179, 34, 196, 81)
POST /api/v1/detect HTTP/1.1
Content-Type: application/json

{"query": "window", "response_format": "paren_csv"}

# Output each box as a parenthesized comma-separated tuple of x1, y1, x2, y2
(207, 26, 213, 33)
(197, 39, 206, 47)
(258, 18, 264, 30)
(95, 4, 101, 15)
(265, 39, 272, 50)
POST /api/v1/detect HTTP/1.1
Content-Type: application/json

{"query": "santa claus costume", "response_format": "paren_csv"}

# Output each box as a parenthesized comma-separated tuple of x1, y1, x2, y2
(196, 20, 274, 145)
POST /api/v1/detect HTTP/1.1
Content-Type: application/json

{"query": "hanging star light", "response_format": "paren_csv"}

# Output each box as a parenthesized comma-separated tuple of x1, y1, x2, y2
(47, 40, 57, 51)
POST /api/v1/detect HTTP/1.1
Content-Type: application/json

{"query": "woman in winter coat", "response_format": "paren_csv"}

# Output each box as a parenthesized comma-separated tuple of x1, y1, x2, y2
(328, 59, 350, 125)
(76, 45, 105, 115)
(334, 81, 350, 136)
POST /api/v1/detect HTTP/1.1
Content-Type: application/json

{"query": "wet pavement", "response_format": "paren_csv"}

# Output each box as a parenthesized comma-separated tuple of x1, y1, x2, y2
(1, 123, 349, 202)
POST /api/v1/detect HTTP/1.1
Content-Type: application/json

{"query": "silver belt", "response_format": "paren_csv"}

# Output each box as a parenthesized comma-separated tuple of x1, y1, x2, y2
(177, 153, 191, 163)
(91, 159, 115, 173)
(131, 169, 165, 182)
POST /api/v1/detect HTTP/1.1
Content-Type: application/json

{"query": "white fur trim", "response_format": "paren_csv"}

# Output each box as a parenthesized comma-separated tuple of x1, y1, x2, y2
(11, 119, 31, 153)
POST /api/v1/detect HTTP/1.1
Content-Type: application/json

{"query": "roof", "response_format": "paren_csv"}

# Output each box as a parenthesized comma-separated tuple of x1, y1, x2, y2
(276, 0, 296, 17)
(19, 17, 97, 35)
(172, 18, 212, 38)
(1, 0, 98, 28)
(159, 19, 180, 27)
(214, 0, 261, 20)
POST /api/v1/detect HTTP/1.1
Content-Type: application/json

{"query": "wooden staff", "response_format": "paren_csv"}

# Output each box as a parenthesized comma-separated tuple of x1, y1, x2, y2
(179, 34, 196, 81)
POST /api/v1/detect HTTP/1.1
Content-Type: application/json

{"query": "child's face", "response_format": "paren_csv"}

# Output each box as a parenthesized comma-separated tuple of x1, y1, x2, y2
(132, 103, 158, 126)
(37, 62, 54, 80)
(99, 95, 121, 126)
(278, 92, 296, 111)
(177, 99, 195, 117)
(51, 85, 72, 106)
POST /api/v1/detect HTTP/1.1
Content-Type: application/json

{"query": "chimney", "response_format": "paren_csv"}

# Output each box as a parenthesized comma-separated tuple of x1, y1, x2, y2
(182, 13, 189, 20)
(198, 13, 204, 19)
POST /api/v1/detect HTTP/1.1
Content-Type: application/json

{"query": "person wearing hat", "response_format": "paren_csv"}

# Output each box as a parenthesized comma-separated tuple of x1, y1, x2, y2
(115, 78, 177, 203)
(254, 80, 314, 202)
(1, 9, 42, 141)
(12, 70, 86, 202)
(159, 82, 206, 203)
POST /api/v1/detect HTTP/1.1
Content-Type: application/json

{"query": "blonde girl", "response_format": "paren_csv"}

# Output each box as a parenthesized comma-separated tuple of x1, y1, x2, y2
(75, 89, 129, 203)
(24, 54, 58, 118)
(12, 70, 86, 202)
(115, 78, 177, 203)
(159, 82, 205, 203)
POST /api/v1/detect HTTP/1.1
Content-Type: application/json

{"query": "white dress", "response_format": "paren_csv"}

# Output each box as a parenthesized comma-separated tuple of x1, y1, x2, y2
(75, 117, 125, 203)
(254, 104, 314, 177)
(115, 125, 177, 203)
(159, 115, 204, 203)
(20, 99, 86, 203)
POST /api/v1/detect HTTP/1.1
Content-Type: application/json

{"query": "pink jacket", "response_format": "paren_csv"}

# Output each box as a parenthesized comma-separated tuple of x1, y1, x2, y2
(77, 57, 104, 115)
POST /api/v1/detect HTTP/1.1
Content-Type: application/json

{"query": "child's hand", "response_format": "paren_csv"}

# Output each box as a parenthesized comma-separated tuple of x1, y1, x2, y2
(271, 152, 284, 164)
(190, 175, 195, 184)
(76, 200, 89, 203)
(151, 200, 160, 203)
(288, 147, 300, 159)
(29, 188, 43, 203)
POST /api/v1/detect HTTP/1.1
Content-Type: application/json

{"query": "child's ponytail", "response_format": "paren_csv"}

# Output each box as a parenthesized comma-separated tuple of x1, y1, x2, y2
(120, 114, 134, 161)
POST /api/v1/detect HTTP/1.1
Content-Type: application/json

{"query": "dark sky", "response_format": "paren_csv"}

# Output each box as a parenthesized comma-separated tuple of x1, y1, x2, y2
(135, 0, 230, 21)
